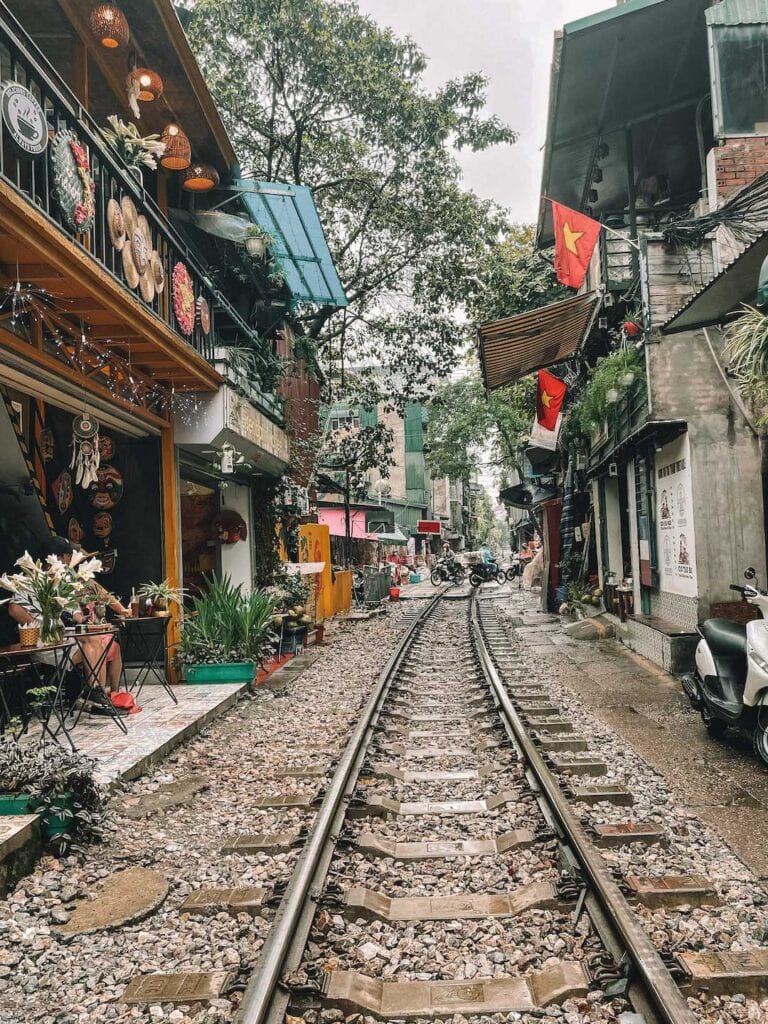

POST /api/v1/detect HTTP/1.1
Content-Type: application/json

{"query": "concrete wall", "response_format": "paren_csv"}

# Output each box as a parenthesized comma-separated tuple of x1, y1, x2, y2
(648, 265, 766, 618)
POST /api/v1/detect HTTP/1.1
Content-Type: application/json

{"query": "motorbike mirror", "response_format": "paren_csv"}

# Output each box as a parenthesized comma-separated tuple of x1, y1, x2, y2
(745, 567, 757, 580)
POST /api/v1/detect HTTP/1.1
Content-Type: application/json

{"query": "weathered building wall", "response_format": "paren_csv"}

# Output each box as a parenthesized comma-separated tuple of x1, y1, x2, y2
(647, 257, 766, 619)
(714, 137, 768, 202)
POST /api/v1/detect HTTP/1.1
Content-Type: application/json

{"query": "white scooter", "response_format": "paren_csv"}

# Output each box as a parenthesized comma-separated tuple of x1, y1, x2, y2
(682, 567, 768, 766)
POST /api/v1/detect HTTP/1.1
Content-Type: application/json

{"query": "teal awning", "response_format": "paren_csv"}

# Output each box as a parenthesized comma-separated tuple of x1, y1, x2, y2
(236, 179, 347, 309)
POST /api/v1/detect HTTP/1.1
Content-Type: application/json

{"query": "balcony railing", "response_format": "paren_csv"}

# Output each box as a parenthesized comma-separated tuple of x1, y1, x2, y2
(0, 5, 265, 373)
(588, 377, 649, 471)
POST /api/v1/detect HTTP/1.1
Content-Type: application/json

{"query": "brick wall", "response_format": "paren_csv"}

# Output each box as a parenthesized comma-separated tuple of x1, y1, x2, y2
(714, 137, 768, 201)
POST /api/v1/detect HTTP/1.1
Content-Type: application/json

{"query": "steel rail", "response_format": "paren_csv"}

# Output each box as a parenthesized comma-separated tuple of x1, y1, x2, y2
(470, 595, 698, 1024)
(235, 590, 446, 1024)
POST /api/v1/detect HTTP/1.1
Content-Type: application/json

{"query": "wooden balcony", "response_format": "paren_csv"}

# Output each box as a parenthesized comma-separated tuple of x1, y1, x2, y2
(588, 379, 650, 472)
(0, 7, 264, 409)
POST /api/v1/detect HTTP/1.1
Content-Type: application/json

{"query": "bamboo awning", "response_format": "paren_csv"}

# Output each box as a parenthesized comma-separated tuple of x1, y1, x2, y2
(477, 292, 599, 391)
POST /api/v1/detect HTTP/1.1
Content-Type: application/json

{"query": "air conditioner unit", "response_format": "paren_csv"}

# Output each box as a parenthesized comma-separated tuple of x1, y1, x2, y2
(608, 462, 619, 478)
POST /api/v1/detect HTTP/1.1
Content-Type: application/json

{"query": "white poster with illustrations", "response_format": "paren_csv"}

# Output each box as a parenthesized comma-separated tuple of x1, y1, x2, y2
(655, 434, 697, 597)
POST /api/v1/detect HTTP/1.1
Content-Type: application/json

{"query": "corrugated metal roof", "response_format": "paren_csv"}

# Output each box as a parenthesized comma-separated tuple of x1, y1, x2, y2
(237, 179, 348, 309)
(706, 0, 768, 26)
(663, 229, 768, 333)
(477, 293, 600, 391)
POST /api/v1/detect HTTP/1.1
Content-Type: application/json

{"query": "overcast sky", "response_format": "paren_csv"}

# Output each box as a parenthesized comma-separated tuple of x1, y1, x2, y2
(356, 0, 607, 225)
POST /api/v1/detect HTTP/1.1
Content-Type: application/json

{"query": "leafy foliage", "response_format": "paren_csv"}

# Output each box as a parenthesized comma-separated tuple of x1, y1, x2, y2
(426, 372, 536, 480)
(567, 348, 645, 438)
(467, 224, 568, 325)
(0, 737, 106, 847)
(186, 0, 516, 406)
(178, 575, 276, 665)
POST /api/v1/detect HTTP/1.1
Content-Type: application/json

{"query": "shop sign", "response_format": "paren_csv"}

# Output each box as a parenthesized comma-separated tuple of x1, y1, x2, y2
(655, 434, 697, 598)
(417, 519, 442, 535)
(1, 82, 47, 157)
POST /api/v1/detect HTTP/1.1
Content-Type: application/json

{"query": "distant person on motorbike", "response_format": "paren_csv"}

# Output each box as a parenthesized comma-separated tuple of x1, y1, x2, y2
(480, 545, 494, 565)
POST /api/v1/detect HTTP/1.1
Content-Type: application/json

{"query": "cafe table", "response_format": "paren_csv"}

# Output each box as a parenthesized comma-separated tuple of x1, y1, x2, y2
(0, 626, 127, 750)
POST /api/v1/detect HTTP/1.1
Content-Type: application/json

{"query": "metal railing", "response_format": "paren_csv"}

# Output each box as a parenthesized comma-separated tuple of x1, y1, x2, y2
(0, 4, 266, 370)
(598, 228, 638, 293)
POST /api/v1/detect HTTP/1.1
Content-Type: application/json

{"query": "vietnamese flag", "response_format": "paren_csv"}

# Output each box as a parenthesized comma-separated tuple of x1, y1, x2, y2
(536, 369, 567, 431)
(551, 200, 602, 289)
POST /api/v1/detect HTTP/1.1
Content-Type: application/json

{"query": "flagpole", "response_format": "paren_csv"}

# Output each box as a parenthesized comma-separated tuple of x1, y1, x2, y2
(542, 195, 641, 251)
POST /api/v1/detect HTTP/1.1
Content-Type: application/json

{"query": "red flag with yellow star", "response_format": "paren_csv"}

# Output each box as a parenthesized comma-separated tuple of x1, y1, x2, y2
(536, 369, 567, 432)
(551, 200, 601, 289)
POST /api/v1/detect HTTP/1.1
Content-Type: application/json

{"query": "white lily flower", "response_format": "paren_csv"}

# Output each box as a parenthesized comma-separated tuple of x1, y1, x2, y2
(14, 552, 36, 572)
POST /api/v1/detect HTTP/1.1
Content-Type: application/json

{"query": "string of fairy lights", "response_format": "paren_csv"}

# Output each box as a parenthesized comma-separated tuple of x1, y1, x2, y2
(0, 275, 204, 425)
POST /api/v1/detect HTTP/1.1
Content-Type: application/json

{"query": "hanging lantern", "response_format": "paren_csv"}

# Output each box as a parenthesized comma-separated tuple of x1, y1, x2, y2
(89, 4, 129, 49)
(181, 162, 220, 193)
(160, 123, 191, 171)
(129, 67, 164, 102)
(623, 319, 641, 337)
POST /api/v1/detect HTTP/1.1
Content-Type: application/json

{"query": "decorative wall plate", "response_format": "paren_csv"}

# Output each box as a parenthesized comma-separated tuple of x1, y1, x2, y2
(98, 434, 114, 461)
(120, 195, 138, 234)
(52, 468, 73, 514)
(1, 81, 47, 157)
(150, 252, 165, 293)
(89, 463, 124, 509)
(68, 517, 84, 545)
(130, 227, 149, 275)
(93, 511, 113, 538)
(172, 262, 195, 335)
(107, 197, 126, 250)
(196, 295, 211, 335)
(51, 129, 96, 233)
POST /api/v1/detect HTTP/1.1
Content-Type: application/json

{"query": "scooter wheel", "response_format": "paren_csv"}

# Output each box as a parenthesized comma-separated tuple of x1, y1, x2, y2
(469, 573, 482, 587)
(430, 570, 443, 586)
(700, 704, 728, 738)
(752, 703, 768, 767)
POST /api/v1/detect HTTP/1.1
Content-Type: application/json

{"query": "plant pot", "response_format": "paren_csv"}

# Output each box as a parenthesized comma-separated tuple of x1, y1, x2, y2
(389, 587, 400, 601)
(0, 791, 73, 839)
(245, 236, 266, 257)
(152, 597, 167, 613)
(0, 793, 32, 816)
(184, 662, 255, 684)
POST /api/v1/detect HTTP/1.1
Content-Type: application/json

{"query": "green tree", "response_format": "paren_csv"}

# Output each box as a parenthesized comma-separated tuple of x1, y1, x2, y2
(186, 0, 516, 406)
(426, 372, 536, 481)
(468, 223, 567, 325)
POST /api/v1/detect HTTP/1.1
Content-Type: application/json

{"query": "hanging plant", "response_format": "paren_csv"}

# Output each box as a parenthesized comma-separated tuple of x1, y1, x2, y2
(574, 348, 645, 436)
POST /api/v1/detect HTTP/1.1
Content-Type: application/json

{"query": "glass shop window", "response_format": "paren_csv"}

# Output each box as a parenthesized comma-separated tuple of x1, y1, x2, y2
(712, 24, 768, 136)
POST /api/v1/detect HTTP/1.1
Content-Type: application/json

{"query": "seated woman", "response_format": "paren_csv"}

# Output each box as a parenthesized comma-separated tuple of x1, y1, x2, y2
(8, 537, 130, 717)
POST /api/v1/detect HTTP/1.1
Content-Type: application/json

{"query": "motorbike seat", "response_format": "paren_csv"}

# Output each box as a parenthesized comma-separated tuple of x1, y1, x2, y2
(699, 618, 747, 658)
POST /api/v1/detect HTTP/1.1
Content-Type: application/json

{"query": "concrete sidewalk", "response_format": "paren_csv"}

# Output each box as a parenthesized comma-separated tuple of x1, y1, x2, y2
(503, 590, 768, 878)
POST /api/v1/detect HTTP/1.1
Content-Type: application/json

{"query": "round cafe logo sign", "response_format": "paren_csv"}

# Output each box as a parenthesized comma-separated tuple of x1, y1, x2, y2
(1, 82, 47, 157)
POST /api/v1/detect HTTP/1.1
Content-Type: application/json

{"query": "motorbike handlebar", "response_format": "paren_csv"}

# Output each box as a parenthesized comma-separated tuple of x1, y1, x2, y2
(730, 584, 746, 594)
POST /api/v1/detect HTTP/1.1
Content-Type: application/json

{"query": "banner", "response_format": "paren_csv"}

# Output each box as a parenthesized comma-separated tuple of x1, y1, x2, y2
(655, 434, 697, 597)
(529, 413, 562, 452)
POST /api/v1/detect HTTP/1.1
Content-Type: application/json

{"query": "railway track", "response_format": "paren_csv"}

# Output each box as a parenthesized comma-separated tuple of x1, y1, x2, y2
(117, 590, 768, 1023)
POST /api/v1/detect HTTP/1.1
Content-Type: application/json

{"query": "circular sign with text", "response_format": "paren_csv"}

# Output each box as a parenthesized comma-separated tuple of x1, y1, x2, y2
(1, 82, 47, 157)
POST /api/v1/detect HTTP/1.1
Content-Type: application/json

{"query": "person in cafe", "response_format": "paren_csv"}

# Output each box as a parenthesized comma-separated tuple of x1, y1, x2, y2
(8, 537, 131, 717)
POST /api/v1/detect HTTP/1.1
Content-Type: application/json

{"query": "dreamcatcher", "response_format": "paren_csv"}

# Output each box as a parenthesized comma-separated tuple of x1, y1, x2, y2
(70, 413, 101, 489)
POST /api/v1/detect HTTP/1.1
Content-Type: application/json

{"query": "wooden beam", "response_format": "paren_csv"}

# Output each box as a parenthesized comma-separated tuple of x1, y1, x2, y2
(0, 180, 221, 391)
(0, 324, 168, 431)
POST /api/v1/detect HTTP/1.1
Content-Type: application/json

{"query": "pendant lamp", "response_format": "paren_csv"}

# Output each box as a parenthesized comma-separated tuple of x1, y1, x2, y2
(160, 123, 191, 171)
(89, 4, 129, 49)
(130, 67, 164, 102)
(181, 162, 220, 193)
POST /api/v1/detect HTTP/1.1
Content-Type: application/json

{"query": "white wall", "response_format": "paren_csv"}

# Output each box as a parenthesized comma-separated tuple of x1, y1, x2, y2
(603, 477, 624, 579)
(219, 482, 253, 592)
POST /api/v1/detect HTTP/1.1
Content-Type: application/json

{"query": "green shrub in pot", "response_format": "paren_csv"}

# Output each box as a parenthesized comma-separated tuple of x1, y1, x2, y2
(178, 574, 276, 681)
(0, 736, 106, 847)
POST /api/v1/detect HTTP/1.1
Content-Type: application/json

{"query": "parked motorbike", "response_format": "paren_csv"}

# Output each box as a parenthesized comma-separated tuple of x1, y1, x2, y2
(505, 558, 522, 582)
(469, 561, 506, 587)
(681, 567, 768, 766)
(430, 557, 466, 586)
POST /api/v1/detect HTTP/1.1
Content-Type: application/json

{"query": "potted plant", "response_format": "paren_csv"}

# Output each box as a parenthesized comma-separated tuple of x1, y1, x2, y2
(243, 224, 273, 258)
(0, 549, 103, 644)
(0, 736, 106, 847)
(137, 579, 186, 616)
(101, 115, 166, 184)
(266, 566, 313, 652)
(178, 574, 276, 684)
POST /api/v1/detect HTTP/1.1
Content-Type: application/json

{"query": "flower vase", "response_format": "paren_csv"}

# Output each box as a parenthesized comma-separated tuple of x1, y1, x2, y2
(40, 610, 63, 646)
